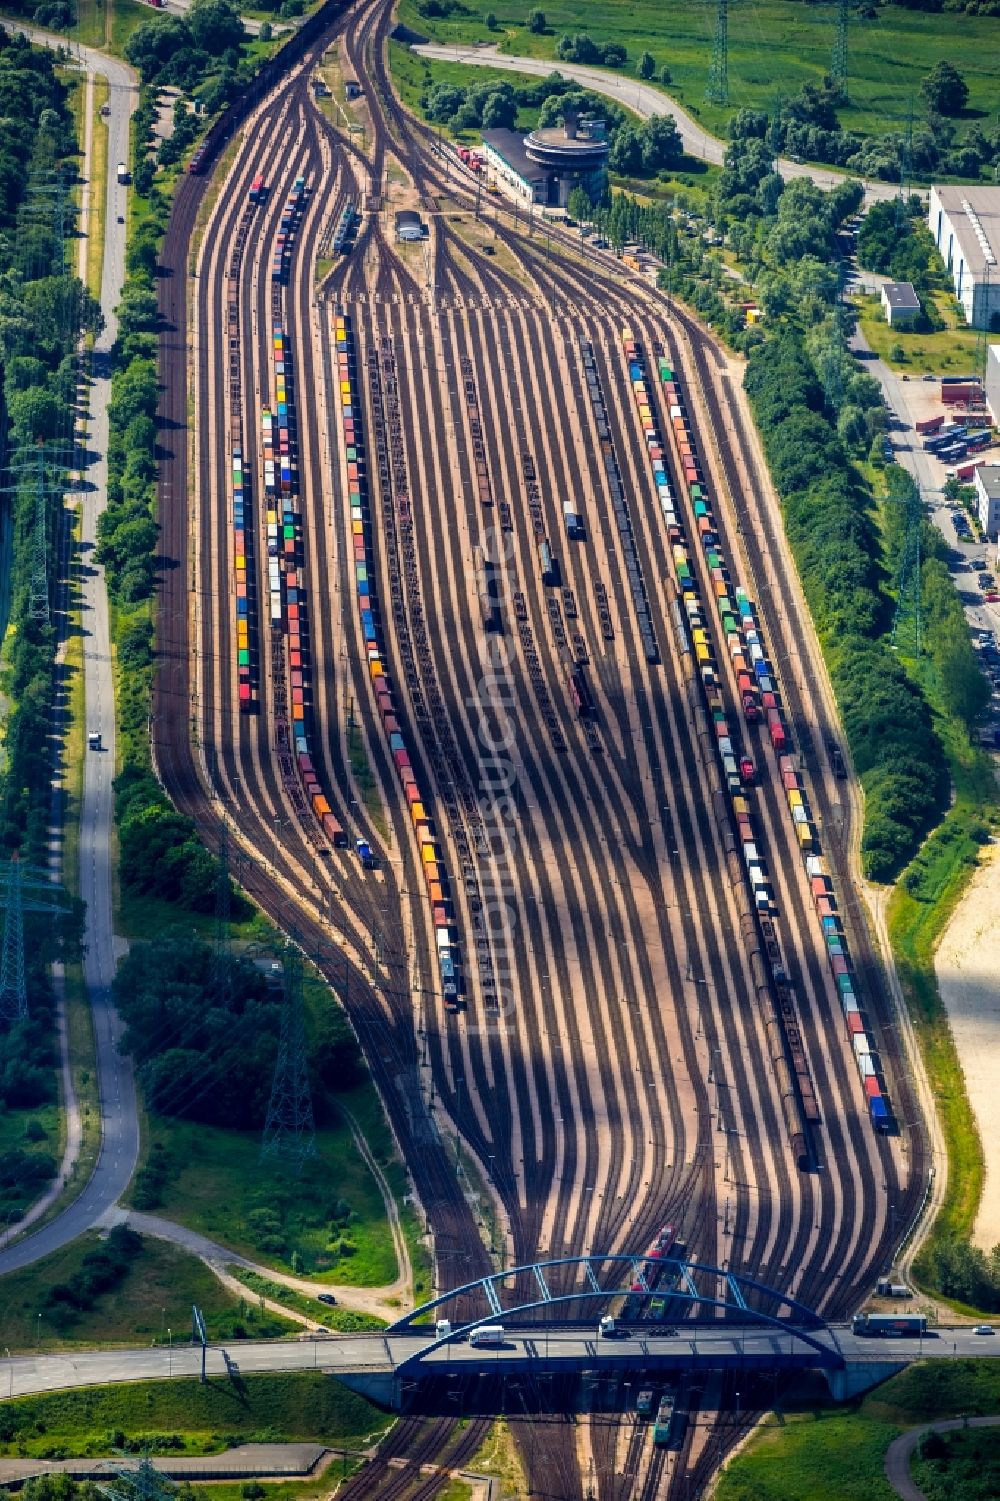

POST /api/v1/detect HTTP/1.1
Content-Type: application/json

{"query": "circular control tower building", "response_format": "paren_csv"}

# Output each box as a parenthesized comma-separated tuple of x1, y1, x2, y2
(522, 115, 609, 209)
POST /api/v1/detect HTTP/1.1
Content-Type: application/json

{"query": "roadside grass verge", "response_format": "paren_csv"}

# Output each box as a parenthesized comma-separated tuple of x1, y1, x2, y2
(393, 0, 1000, 147)
(86, 76, 110, 301)
(0, 1373, 391, 1456)
(716, 1362, 1000, 1501)
(108, 0, 151, 58)
(128, 1085, 402, 1286)
(888, 716, 998, 1270)
(0, 1232, 293, 1354)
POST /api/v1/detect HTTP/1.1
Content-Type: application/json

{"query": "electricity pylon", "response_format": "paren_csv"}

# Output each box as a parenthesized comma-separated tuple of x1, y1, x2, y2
(831, 0, 849, 103)
(705, 0, 729, 106)
(261, 940, 316, 1167)
(2, 441, 75, 632)
(0, 856, 70, 1024)
(98, 1452, 177, 1501)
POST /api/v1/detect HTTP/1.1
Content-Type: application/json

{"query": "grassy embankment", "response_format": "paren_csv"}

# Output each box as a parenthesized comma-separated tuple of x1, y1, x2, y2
(854, 291, 981, 378)
(72, 0, 150, 55)
(394, 0, 1000, 146)
(715, 1362, 1000, 1501)
(0, 1232, 294, 1352)
(0, 1372, 391, 1457)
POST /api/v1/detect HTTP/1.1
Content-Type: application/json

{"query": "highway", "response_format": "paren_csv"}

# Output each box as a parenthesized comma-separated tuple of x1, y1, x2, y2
(148, 1, 924, 1492)
(0, 31, 141, 1275)
(410, 43, 901, 204)
(3, 1325, 998, 1402)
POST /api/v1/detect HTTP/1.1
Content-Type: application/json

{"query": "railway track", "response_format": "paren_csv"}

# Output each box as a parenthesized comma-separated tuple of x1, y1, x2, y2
(150, 2, 922, 1493)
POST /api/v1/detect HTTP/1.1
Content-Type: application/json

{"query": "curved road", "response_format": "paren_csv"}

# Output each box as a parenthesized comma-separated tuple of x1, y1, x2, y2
(885, 1414, 1000, 1501)
(0, 27, 141, 1275)
(411, 42, 901, 204)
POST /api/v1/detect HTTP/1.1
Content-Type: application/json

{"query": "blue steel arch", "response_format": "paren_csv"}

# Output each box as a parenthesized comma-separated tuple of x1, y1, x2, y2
(389, 1253, 838, 1372)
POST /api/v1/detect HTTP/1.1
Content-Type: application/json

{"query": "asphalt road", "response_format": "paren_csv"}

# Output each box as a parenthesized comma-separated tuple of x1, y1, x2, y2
(411, 43, 901, 205)
(0, 30, 141, 1276)
(3, 1325, 999, 1398)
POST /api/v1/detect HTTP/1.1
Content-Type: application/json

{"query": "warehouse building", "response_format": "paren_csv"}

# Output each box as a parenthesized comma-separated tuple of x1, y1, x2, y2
(482, 115, 609, 210)
(986, 344, 1000, 425)
(976, 463, 1000, 540)
(880, 281, 921, 327)
(928, 185, 1000, 330)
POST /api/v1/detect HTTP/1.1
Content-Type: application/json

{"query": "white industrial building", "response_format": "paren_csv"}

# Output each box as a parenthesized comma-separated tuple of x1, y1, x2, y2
(928, 185, 1000, 330)
(986, 344, 1000, 425)
(975, 464, 1000, 540)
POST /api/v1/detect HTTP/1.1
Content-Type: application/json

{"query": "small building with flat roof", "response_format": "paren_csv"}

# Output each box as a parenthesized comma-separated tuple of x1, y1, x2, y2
(481, 129, 547, 206)
(929, 185, 1000, 330)
(395, 209, 425, 242)
(880, 281, 920, 327)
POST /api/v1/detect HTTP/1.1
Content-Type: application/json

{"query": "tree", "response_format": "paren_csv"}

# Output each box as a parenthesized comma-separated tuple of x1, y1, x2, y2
(637, 50, 655, 80)
(259, 19, 272, 39)
(920, 60, 968, 117)
(601, 42, 627, 67)
(527, 8, 546, 31)
(567, 185, 593, 222)
(484, 10, 498, 28)
(659, 64, 672, 86)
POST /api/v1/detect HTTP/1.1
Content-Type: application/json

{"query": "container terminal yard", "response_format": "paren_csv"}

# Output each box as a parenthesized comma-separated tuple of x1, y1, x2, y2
(150, 0, 927, 1492)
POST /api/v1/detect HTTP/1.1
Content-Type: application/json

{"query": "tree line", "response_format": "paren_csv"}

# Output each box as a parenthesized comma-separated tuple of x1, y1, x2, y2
(0, 32, 92, 1129)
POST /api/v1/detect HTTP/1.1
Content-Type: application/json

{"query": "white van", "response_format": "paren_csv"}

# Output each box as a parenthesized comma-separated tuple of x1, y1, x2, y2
(435, 1319, 453, 1340)
(468, 1324, 505, 1347)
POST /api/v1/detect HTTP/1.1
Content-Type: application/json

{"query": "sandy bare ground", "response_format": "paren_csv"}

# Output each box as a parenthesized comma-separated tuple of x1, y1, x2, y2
(935, 841, 1000, 1250)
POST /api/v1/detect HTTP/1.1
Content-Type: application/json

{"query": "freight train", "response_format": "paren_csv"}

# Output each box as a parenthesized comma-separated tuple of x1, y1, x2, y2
(629, 328, 893, 1138)
(336, 309, 465, 1011)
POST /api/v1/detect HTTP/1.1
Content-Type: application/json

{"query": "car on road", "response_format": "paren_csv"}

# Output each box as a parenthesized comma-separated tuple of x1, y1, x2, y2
(987, 591, 1000, 602)
(975, 1324, 995, 1335)
(317, 1293, 337, 1306)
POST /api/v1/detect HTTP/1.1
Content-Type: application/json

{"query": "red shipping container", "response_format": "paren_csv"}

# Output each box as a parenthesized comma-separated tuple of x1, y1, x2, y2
(393, 749, 410, 770)
(847, 1012, 865, 1035)
(864, 1076, 881, 1098)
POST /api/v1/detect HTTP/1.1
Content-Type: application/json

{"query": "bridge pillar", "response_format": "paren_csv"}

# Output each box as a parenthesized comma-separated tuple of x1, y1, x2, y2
(824, 1362, 907, 1402)
(331, 1370, 401, 1409)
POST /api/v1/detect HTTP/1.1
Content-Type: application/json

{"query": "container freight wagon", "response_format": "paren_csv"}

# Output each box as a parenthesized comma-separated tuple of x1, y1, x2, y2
(267, 315, 346, 850)
(232, 443, 254, 711)
(335, 309, 464, 1010)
